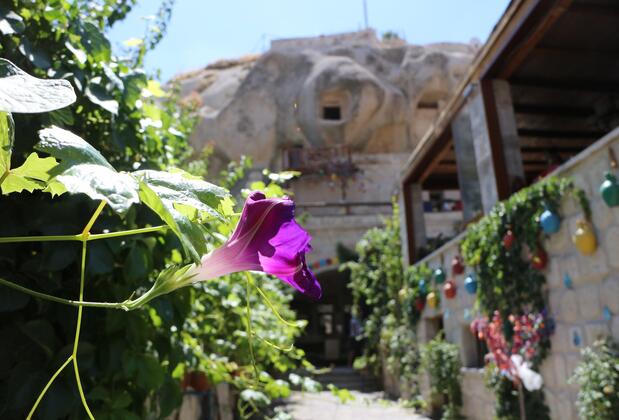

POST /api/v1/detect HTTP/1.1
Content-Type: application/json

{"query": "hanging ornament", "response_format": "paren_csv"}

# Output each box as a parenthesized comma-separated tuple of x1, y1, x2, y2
(464, 273, 477, 295)
(600, 172, 619, 207)
(539, 205, 561, 234)
(572, 219, 597, 255)
(503, 229, 515, 250)
(563, 273, 573, 289)
(434, 268, 446, 284)
(463, 308, 472, 322)
(418, 279, 427, 294)
(443, 280, 457, 299)
(414, 297, 426, 312)
(451, 255, 465, 275)
(531, 247, 548, 271)
(427, 291, 438, 309)
(603, 306, 612, 321)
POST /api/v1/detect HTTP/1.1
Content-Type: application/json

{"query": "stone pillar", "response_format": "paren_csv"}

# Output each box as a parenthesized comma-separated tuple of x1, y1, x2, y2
(469, 79, 524, 213)
(451, 108, 482, 222)
(400, 183, 427, 265)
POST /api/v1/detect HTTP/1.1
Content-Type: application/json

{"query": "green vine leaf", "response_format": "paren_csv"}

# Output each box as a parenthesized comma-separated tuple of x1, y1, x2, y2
(0, 58, 75, 113)
(1, 152, 58, 194)
(36, 126, 139, 213)
(0, 111, 14, 181)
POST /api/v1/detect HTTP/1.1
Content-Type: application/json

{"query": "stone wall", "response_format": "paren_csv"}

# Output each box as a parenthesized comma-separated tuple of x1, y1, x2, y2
(406, 127, 619, 419)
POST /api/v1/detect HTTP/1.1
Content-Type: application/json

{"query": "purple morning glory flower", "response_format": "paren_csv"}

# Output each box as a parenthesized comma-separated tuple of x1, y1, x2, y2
(187, 191, 322, 299)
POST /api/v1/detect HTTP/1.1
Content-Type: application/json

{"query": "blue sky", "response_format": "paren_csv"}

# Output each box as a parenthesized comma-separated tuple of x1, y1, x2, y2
(108, 1, 509, 81)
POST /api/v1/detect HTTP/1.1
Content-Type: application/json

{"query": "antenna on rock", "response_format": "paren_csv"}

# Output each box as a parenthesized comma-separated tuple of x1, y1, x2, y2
(363, 0, 369, 29)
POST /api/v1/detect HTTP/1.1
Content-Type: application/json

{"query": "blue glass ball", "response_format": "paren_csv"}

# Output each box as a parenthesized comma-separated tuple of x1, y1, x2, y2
(419, 279, 427, 294)
(563, 273, 573, 289)
(540, 209, 561, 234)
(464, 274, 477, 294)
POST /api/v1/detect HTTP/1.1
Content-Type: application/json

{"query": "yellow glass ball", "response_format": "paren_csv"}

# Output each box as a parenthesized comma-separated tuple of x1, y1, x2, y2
(572, 219, 597, 255)
(427, 292, 438, 309)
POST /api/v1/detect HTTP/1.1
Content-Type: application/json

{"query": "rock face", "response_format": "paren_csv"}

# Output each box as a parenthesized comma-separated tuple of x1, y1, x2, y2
(174, 29, 476, 170)
(174, 30, 475, 273)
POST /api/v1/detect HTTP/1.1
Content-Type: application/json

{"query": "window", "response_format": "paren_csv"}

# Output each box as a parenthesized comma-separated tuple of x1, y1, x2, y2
(322, 105, 341, 121)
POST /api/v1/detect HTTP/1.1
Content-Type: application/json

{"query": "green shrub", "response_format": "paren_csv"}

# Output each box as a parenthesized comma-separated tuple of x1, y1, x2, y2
(420, 335, 463, 420)
(570, 338, 619, 420)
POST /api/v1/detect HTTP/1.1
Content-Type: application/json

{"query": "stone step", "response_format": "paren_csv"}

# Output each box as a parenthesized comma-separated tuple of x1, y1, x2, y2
(314, 367, 381, 392)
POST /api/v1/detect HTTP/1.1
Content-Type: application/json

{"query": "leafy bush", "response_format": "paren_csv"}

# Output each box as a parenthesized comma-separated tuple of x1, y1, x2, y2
(570, 338, 619, 420)
(420, 335, 462, 420)
(0, 2, 312, 419)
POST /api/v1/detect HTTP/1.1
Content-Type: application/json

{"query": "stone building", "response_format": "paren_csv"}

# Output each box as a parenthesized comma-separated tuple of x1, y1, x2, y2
(175, 29, 476, 362)
(399, 0, 619, 418)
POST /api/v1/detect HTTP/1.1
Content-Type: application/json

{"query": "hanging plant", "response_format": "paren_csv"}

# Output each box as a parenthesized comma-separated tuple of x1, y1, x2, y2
(443, 280, 457, 299)
(539, 204, 560, 234)
(451, 255, 465, 275)
(572, 219, 597, 255)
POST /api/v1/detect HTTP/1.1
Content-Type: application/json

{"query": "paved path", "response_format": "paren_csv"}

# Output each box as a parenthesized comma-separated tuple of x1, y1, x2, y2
(281, 390, 428, 420)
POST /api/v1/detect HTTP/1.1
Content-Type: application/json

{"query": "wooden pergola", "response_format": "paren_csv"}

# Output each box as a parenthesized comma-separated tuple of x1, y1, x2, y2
(401, 0, 619, 263)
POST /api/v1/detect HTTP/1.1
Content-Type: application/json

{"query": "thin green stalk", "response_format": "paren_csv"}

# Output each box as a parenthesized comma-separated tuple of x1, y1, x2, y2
(81, 201, 107, 238)
(87, 225, 167, 241)
(251, 279, 302, 328)
(26, 356, 73, 420)
(252, 332, 294, 352)
(0, 234, 81, 243)
(244, 272, 260, 382)
(0, 277, 130, 310)
(73, 241, 94, 419)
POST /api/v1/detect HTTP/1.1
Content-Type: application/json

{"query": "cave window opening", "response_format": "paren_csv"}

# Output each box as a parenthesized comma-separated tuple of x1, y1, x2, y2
(322, 106, 341, 121)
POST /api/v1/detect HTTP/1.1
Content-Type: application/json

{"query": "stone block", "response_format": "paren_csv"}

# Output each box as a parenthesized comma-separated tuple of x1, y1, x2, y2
(584, 322, 610, 346)
(576, 285, 601, 320)
(612, 315, 619, 341)
(572, 172, 592, 197)
(603, 225, 619, 270)
(546, 257, 562, 289)
(555, 391, 576, 420)
(539, 356, 557, 388)
(600, 276, 619, 313)
(574, 247, 609, 285)
(552, 353, 568, 387)
(559, 290, 579, 323)
(591, 199, 615, 230)
(544, 223, 570, 256)
(548, 289, 561, 314)
(551, 323, 571, 353)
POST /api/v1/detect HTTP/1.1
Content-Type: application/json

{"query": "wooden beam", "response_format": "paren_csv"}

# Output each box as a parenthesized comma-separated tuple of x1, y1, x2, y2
(480, 79, 511, 200)
(520, 136, 593, 148)
(498, 0, 572, 78)
(511, 77, 619, 93)
(518, 128, 605, 139)
(416, 128, 453, 183)
(402, 183, 416, 264)
(513, 104, 594, 117)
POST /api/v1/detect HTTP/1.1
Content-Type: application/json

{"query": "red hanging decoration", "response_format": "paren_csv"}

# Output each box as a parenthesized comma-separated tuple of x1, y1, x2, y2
(414, 297, 426, 312)
(443, 280, 457, 299)
(503, 229, 515, 250)
(531, 247, 548, 271)
(451, 255, 465, 275)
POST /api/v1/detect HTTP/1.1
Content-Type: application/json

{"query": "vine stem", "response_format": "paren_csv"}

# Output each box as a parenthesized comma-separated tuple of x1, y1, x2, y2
(26, 356, 73, 419)
(0, 225, 167, 244)
(0, 277, 130, 310)
(244, 272, 260, 383)
(250, 277, 303, 329)
(73, 239, 94, 419)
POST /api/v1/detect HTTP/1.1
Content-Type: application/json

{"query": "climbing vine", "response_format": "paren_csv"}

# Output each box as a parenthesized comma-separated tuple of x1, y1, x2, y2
(462, 176, 590, 420)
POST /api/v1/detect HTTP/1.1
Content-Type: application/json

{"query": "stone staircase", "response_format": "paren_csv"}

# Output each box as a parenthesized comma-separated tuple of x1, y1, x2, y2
(314, 366, 381, 393)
